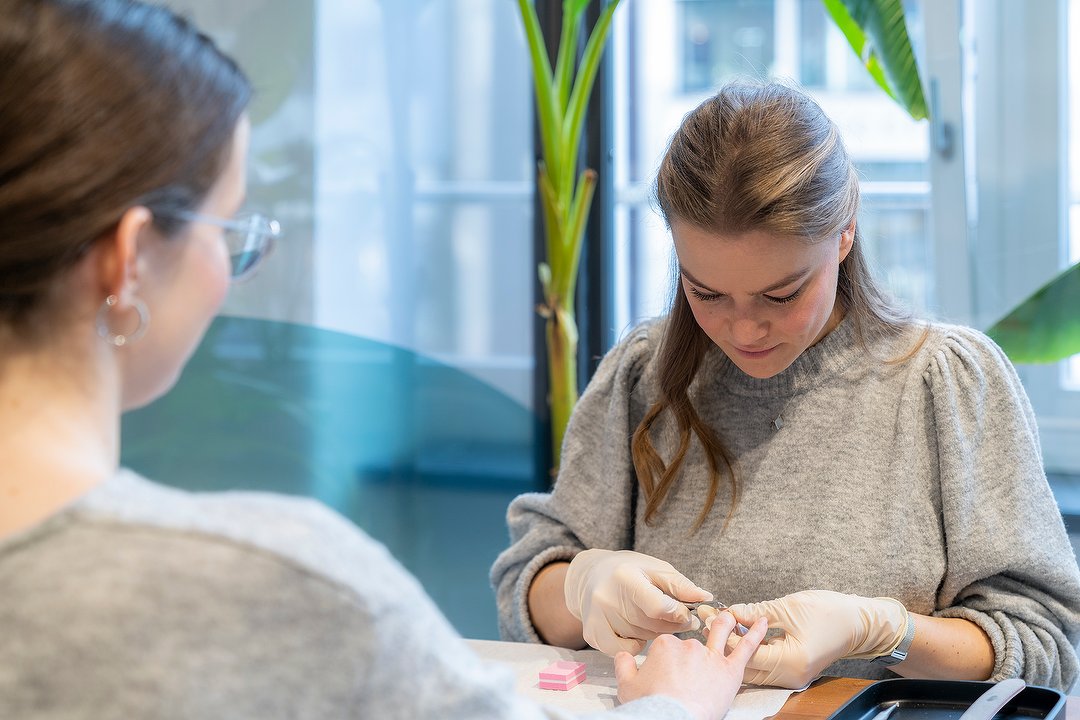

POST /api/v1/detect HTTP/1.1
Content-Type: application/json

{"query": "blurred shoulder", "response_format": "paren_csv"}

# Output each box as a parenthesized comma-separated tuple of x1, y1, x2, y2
(73, 470, 419, 602)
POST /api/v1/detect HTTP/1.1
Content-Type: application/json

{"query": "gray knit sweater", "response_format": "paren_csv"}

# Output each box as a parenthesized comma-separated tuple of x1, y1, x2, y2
(491, 316, 1080, 692)
(0, 471, 691, 719)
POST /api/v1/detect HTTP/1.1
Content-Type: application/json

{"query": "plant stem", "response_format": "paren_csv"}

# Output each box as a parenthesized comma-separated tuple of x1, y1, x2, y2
(545, 300, 578, 472)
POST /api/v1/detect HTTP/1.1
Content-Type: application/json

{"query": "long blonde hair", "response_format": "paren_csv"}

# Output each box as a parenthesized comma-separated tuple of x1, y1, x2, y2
(632, 81, 916, 530)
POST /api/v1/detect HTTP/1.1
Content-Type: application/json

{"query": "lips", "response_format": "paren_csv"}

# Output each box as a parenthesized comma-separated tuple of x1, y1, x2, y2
(731, 344, 777, 358)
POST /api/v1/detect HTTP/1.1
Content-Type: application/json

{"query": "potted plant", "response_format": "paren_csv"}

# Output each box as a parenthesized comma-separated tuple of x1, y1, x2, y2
(516, 0, 623, 470)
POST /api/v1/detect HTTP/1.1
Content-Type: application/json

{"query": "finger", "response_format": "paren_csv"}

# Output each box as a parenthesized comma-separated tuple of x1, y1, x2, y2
(586, 624, 648, 657)
(726, 600, 780, 626)
(609, 613, 694, 642)
(612, 636, 647, 656)
(704, 610, 738, 651)
(647, 568, 712, 605)
(697, 606, 719, 640)
(629, 581, 697, 625)
(727, 617, 768, 664)
(740, 636, 792, 676)
(624, 613, 699, 636)
(613, 651, 638, 685)
(696, 605, 721, 623)
(740, 665, 773, 686)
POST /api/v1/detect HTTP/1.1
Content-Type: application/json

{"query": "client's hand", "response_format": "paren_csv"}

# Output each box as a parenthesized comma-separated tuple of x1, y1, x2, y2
(564, 549, 712, 655)
(616, 612, 768, 720)
(725, 589, 909, 689)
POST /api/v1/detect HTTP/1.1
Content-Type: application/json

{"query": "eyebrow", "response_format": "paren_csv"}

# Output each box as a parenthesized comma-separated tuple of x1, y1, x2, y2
(680, 267, 811, 296)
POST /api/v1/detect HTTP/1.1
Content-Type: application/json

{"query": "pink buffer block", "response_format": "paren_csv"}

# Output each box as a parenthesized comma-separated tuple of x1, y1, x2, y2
(538, 660, 586, 691)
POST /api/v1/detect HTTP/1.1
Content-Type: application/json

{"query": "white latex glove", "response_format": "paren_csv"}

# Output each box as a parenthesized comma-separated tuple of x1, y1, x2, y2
(564, 549, 712, 655)
(726, 589, 910, 689)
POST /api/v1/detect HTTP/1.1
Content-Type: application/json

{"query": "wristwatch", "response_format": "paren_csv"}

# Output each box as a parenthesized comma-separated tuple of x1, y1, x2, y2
(873, 614, 916, 666)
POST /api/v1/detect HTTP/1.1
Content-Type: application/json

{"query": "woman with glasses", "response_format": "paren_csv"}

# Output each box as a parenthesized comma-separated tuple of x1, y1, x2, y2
(0, 1, 763, 718)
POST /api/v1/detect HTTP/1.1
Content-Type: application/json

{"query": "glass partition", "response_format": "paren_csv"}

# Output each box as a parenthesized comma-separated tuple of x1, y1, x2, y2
(121, 0, 539, 639)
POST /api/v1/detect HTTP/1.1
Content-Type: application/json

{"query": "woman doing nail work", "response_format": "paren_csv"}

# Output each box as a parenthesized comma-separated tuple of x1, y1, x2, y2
(492, 80, 1080, 692)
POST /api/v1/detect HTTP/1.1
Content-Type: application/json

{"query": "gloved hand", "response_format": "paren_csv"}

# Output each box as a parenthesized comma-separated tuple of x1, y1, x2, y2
(726, 589, 910, 689)
(564, 549, 712, 655)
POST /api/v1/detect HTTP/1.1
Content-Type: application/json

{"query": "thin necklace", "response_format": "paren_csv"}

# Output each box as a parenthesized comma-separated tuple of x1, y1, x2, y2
(766, 396, 794, 431)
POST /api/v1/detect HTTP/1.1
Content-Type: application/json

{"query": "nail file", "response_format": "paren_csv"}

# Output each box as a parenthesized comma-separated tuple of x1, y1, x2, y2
(956, 678, 1026, 720)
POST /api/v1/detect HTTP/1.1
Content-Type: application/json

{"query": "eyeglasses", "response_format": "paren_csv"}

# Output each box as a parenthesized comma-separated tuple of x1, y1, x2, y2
(169, 211, 281, 281)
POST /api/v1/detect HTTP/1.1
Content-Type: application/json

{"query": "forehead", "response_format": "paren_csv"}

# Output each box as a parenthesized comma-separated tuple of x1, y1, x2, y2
(671, 221, 828, 292)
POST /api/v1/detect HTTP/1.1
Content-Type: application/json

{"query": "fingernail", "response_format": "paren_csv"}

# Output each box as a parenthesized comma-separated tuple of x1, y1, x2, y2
(690, 616, 701, 631)
(704, 614, 714, 630)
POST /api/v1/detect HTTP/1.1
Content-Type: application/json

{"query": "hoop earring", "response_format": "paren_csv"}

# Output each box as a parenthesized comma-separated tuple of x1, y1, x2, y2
(96, 294, 150, 346)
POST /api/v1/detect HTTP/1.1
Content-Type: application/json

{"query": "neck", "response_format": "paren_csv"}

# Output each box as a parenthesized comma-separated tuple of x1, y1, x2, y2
(0, 336, 120, 539)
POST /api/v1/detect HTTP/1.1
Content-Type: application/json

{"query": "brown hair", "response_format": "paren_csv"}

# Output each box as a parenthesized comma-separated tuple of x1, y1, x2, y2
(632, 80, 918, 529)
(0, 0, 251, 332)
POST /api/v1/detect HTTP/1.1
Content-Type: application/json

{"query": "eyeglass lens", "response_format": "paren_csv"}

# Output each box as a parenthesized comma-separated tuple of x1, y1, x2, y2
(228, 215, 270, 279)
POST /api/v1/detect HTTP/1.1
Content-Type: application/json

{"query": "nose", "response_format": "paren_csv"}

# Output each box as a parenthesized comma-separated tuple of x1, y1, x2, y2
(730, 312, 768, 347)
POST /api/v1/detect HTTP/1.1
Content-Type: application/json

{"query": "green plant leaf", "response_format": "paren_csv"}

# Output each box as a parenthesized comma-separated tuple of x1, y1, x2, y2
(518, 0, 625, 475)
(554, 0, 592, 112)
(987, 261, 1080, 364)
(559, 0, 621, 203)
(557, 169, 598, 302)
(564, 0, 593, 23)
(822, 0, 928, 120)
(517, 0, 563, 186)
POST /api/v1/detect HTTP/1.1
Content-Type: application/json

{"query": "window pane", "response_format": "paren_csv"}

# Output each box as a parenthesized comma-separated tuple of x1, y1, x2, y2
(679, 0, 775, 92)
(858, 202, 933, 315)
(120, 0, 539, 640)
(1067, 0, 1080, 389)
(798, 0, 827, 88)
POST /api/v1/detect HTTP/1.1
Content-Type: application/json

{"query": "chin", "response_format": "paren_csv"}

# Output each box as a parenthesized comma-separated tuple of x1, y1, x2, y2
(736, 362, 783, 380)
(715, 342, 784, 379)
(121, 370, 183, 412)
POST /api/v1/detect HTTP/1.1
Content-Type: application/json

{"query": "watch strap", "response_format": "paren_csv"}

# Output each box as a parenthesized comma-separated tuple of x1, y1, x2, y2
(873, 613, 916, 667)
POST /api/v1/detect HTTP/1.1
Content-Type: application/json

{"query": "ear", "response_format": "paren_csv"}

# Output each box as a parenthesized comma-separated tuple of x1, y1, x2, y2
(837, 218, 856, 264)
(97, 206, 153, 300)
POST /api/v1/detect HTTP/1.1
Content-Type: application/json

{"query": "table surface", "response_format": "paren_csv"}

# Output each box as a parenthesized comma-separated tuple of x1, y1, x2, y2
(467, 638, 795, 719)
(777, 677, 1080, 720)
(468, 639, 1080, 720)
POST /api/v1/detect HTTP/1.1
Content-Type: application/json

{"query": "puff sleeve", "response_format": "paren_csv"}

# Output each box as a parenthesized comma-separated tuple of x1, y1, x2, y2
(926, 326, 1080, 690)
